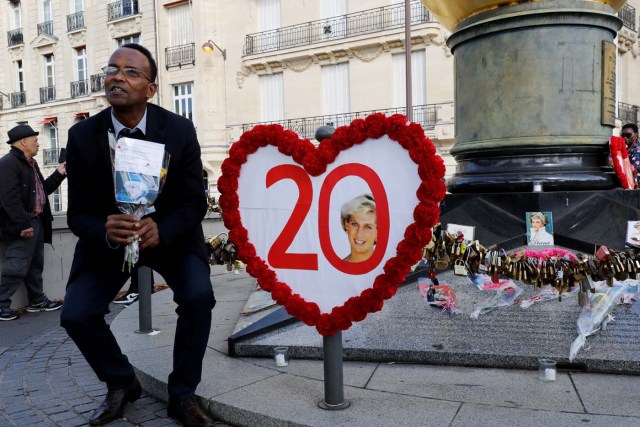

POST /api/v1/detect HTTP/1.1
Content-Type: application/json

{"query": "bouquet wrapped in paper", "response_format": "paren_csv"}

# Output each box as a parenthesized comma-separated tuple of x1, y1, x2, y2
(109, 131, 170, 271)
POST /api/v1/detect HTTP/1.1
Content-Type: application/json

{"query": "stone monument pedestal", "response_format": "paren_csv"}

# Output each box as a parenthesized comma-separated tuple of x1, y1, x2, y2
(440, 0, 622, 193)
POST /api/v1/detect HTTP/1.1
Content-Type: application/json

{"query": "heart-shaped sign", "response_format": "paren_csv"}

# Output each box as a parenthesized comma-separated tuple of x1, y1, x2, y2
(218, 113, 446, 335)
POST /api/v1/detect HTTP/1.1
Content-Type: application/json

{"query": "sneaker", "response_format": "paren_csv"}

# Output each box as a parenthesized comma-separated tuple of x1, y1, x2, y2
(0, 306, 19, 321)
(26, 297, 63, 313)
(114, 292, 138, 305)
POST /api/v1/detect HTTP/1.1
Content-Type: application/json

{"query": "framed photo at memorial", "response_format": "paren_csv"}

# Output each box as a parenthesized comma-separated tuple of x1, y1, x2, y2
(446, 223, 475, 241)
(526, 211, 554, 246)
(626, 221, 640, 248)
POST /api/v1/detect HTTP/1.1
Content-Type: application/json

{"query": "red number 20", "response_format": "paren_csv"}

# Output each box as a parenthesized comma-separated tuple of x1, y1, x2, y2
(266, 163, 389, 275)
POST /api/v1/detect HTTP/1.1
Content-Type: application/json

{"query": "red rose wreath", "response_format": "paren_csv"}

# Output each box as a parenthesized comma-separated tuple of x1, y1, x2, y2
(218, 113, 446, 335)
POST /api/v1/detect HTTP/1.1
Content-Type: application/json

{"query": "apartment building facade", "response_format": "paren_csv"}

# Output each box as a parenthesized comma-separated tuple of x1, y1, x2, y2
(0, 0, 638, 213)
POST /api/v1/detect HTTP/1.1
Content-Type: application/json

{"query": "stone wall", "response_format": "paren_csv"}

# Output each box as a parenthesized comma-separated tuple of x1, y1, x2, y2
(1, 216, 225, 309)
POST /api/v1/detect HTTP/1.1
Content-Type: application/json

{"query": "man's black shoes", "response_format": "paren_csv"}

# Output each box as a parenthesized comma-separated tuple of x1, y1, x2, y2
(88, 378, 142, 426)
(167, 395, 221, 426)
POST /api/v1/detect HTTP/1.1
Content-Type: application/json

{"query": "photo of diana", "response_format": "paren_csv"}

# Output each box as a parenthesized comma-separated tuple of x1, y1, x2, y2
(340, 194, 377, 263)
(527, 211, 554, 246)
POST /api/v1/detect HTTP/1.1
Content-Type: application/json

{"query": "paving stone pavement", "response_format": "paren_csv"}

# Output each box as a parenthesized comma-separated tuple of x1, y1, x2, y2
(0, 305, 181, 427)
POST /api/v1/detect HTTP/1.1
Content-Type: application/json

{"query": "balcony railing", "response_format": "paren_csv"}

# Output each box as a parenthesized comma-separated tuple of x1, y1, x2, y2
(43, 148, 58, 166)
(90, 73, 105, 92)
(108, 0, 139, 21)
(37, 20, 54, 36)
(165, 43, 196, 69)
(618, 102, 640, 125)
(241, 103, 441, 140)
(67, 11, 85, 32)
(71, 80, 89, 98)
(10, 91, 26, 108)
(618, 4, 636, 32)
(243, 0, 433, 56)
(40, 86, 56, 103)
(7, 28, 23, 47)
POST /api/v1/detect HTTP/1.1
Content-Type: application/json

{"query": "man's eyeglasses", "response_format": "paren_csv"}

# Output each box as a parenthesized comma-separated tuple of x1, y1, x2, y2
(621, 132, 634, 138)
(102, 66, 153, 82)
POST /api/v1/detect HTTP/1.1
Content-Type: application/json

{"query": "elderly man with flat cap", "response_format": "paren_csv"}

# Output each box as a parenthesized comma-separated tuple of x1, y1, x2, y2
(0, 124, 66, 321)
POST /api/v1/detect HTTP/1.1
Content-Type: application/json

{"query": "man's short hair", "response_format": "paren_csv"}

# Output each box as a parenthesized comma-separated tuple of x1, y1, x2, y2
(622, 123, 639, 133)
(121, 43, 157, 82)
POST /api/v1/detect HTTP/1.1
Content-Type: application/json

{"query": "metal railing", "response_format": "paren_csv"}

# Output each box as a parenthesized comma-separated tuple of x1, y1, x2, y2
(7, 28, 23, 47)
(108, 0, 139, 21)
(71, 80, 89, 98)
(43, 148, 58, 165)
(67, 11, 85, 32)
(37, 20, 53, 36)
(241, 103, 440, 140)
(243, 0, 432, 56)
(618, 102, 640, 125)
(618, 4, 636, 32)
(165, 43, 195, 69)
(91, 73, 105, 92)
(40, 86, 56, 103)
(10, 91, 26, 108)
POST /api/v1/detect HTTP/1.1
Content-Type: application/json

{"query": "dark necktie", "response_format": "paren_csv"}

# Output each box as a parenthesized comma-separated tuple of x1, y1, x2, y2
(118, 128, 145, 140)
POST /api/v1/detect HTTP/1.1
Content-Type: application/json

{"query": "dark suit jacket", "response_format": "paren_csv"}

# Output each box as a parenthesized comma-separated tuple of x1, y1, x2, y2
(65, 103, 208, 279)
(0, 147, 65, 243)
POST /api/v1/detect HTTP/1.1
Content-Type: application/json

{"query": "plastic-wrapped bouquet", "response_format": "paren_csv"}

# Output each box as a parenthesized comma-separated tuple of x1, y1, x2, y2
(418, 278, 460, 314)
(569, 281, 628, 361)
(109, 131, 170, 271)
(470, 283, 523, 319)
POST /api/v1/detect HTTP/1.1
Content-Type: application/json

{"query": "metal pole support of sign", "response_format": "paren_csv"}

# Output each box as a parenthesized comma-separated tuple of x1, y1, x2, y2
(134, 266, 157, 334)
(318, 331, 350, 410)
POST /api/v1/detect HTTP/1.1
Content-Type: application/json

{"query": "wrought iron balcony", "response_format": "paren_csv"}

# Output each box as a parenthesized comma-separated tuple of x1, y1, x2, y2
(618, 4, 636, 32)
(165, 43, 196, 69)
(37, 20, 54, 36)
(71, 80, 89, 98)
(618, 102, 640, 125)
(67, 11, 85, 32)
(108, 0, 139, 21)
(7, 28, 23, 47)
(40, 86, 56, 103)
(243, 0, 433, 56)
(90, 73, 105, 92)
(43, 148, 58, 166)
(242, 103, 440, 140)
(10, 91, 26, 108)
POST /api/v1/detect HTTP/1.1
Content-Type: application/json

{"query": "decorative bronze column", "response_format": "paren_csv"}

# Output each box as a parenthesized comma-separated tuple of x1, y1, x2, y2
(421, 0, 625, 193)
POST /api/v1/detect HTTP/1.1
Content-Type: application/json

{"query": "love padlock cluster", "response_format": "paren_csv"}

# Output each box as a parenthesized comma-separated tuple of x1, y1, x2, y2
(206, 195, 223, 217)
(205, 232, 241, 272)
(422, 224, 640, 306)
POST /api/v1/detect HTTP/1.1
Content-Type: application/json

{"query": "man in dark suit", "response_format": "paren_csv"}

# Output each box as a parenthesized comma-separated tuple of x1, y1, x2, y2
(60, 44, 218, 426)
(0, 124, 66, 321)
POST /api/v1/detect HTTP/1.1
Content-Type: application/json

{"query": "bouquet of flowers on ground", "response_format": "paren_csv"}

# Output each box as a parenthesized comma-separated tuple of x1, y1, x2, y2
(569, 281, 628, 361)
(109, 131, 170, 271)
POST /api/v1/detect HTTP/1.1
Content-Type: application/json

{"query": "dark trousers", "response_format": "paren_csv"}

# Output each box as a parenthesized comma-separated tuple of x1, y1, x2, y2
(0, 217, 45, 306)
(60, 253, 215, 400)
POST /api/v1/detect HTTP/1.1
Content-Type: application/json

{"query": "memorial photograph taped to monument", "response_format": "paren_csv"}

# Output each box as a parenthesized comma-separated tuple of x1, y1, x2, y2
(526, 211, 554, 246)
(626, 221, 640, 248)
(446, 223, 475, 241)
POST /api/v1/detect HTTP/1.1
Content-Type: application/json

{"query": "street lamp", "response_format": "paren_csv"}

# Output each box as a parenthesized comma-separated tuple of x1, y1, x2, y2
(201, 40, 227, 60)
